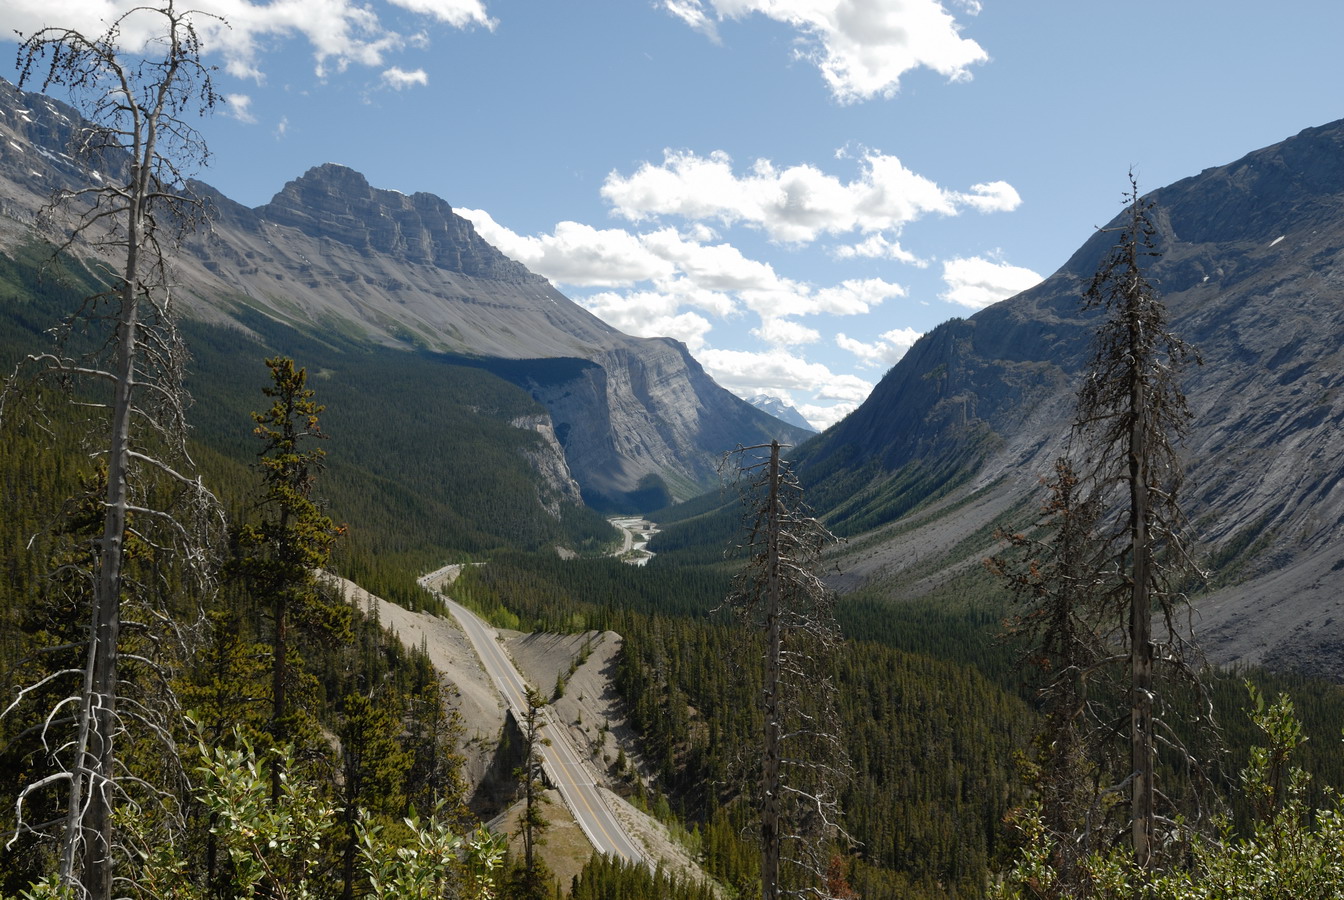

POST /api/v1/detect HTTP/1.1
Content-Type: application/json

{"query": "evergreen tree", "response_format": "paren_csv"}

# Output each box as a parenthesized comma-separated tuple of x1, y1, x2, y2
(510, 687, 551, 900)
(233, 357, 350, 803)
(339, 690, 411, 900)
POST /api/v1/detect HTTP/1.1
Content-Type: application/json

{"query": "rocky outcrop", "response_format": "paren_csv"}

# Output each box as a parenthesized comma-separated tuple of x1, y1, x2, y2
(259, 164, 542, 282)
(798, 119, 1344, 678)
(511, 414, 584, 516)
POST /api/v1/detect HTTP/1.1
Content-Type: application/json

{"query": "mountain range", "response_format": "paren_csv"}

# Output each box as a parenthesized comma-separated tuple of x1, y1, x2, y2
(0, 79, 807, 516)
(5, 74, 1344, 681)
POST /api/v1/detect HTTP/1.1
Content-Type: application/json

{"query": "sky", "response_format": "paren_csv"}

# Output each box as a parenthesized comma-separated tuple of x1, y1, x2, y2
(2, 2, 1342, 429)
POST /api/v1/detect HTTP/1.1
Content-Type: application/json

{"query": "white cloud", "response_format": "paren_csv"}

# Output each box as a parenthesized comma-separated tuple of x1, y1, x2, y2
(458, 209, 676, 287)
(381, 66, 429, 89)
(956, 180, 1022, 213)
(667, 0, 987, 103)
(796, 401, 854, 430)
(580, 293, 716, 351)
(274, 116, 289, 139)
(834, 233, 923, 264)
(224, 93, 257, 123)
(752, 317, 820, 347)
(698, 347, 873, 407)
(836, 326, 922, 366)
(940, 255, 1044, 310)
(662, 0, 719, 41)
(602, 148, 1013, 244)
(386, 0, 494, 28)
(460, 210, 898, 328)
(640, 227, 783, 292)
(811, 278, 905, 316)
(0, 0, 492, 86)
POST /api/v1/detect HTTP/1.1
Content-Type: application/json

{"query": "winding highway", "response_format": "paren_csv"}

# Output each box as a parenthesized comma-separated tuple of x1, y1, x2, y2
(435, 590, 647, 866)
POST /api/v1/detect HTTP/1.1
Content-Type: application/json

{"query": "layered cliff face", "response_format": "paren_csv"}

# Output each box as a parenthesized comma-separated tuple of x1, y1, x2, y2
(0, 81, 807, 512)
(798, 119, 1344, 678)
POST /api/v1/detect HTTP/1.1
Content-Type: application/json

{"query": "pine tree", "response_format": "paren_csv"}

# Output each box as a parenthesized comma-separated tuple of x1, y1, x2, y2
(233, 357, 350, 802)
(995, 175, 1209, 880)
(511, 687, 552, 900)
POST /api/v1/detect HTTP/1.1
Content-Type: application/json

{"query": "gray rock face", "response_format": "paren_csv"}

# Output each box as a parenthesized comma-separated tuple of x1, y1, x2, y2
(259, 164, 542, 283)
(0, 78, 807, 511)
(800, 119, 1344, 679)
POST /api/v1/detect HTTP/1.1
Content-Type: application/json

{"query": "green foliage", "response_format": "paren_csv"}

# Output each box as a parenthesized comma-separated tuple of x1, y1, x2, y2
(51, 733, 505, 900)
(997, 686, 1344, 900)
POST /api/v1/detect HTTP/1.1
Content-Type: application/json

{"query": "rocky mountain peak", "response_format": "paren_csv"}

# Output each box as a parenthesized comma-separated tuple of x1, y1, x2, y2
(258, 162, 543, 283)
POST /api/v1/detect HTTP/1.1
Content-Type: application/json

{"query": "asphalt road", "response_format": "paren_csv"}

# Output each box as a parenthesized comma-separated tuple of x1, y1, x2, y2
(441, 595, 647, 866)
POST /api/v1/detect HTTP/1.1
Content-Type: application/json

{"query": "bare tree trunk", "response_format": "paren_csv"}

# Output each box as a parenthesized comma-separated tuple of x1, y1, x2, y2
(9, 7, 221, 893)
(1129, 328, 1154, 869)
(760, 440, 782, 900)
(79, 152, 146, 900)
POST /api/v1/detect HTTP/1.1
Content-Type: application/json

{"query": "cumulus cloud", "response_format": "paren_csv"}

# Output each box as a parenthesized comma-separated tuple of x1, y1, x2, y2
(698, 347, 873, 407)
(381, 67, 429, 89)
(812, 278, 906, 315)
(602, 148, 1012, 244)
(664, 0, 987, 102)
(940, 255, 1044, 310)
(836, 326, 922, 366)
(834, 233, 924, 264)
(224, 93, 257, 123)
(458, 210, 677, 287)
(753, 318, 820, 347)
(0, 0, 492, 86)
(955, 180, 1022, 213)
(580, 293, 716, 351)
(460, 210, 902, 328)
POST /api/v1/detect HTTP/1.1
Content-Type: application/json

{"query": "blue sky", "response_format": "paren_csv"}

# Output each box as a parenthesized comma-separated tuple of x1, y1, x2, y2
(3, 1, 1342, 428)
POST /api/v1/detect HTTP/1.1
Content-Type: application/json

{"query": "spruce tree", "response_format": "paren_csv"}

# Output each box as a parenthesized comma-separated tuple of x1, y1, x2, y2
(233, 357, 350, 802)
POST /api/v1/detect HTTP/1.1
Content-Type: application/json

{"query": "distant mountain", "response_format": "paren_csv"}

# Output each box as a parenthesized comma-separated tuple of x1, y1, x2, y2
(0, 80, 809, 514)
(789, 119, 1344, 680)
(746, 394, 816, 432)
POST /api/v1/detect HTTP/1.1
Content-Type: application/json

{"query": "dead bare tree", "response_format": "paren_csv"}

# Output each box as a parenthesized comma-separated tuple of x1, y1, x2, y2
(725, 441, 849, 900)
(1074, 175, 1206, 870)
(0, 4, 222, 897)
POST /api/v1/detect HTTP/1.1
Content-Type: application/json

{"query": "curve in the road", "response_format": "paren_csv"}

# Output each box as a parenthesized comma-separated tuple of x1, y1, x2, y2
(440, 594, 647, 866)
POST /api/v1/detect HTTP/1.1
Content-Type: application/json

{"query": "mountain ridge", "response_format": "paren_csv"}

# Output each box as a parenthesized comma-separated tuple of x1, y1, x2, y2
(794, 118, 1344, 679)
(0, 78, 809, 512)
